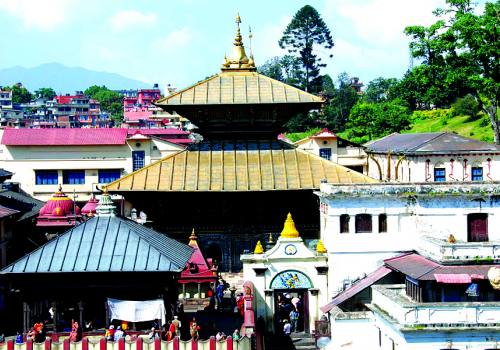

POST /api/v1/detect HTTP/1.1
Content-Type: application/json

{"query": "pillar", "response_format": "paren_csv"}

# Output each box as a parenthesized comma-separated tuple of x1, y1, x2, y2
(182, 284, 186, 299)
(372, 215, 379, 234)
(197, 283, 201, 298)
(348, 215, 356, 234)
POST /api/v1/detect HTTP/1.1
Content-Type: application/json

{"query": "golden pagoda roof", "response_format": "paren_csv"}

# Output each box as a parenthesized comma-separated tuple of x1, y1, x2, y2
(106, 145, 377, 192)
(156, 72, 324, 106)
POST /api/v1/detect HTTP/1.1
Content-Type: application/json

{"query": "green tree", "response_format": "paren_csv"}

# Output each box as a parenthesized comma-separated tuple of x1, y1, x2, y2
(34, 87, 56, 100)
(321, 72, 359, 131)
(405, 0, 500, 142)
(9, 84, 32, 104)
(345, 100, 411, 143)
(364, 77, 399, 103)
(84, 85, 123, 123)
(278, 5, 334, 92)
(258, 55, 304, 88)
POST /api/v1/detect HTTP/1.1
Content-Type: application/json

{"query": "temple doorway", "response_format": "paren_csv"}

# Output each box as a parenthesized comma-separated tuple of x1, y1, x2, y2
(274, 290, 309, 333)
(206, 243, 223, 267)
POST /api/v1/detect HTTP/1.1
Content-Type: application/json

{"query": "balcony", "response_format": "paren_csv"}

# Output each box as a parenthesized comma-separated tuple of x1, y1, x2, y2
(369, 284, 500, 330)
(419, 235, 500, 264)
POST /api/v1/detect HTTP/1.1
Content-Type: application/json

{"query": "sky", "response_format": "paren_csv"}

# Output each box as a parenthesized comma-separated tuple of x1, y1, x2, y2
(0, 0, 486, 92)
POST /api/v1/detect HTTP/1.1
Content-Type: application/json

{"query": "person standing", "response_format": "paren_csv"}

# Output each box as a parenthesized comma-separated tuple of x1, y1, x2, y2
(289, 309, 299, 333)
(172, 316, 181, 336)
(189, 318, 200, 340)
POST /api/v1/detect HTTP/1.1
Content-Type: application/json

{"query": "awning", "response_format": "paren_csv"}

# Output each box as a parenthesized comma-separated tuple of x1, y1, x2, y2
(434, 274, 471, 283)
(321, 266, 391, 313)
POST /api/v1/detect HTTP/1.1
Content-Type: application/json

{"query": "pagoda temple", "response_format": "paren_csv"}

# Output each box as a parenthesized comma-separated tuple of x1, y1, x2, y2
(107, 16, 377, 271)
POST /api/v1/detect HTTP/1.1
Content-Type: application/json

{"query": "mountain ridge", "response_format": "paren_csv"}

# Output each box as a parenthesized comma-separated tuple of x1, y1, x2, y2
(0, 63, 151, 92)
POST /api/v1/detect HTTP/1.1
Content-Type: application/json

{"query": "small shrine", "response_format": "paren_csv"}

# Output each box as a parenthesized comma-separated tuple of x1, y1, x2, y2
(36, 185, 83, 227)
(241, 213, 328, 333)
(81, 194, 99, 217)
(178, 229, 218, 308)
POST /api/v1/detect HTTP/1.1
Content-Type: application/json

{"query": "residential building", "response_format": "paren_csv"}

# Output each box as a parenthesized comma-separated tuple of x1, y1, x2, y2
(123, 84, 164, 126)
(0, 89, 12, 109)
(0, 128, 186, 201)
(317, 182, 500, 349)
(294, 129, 367, 173)
(365, 132, 500, 182)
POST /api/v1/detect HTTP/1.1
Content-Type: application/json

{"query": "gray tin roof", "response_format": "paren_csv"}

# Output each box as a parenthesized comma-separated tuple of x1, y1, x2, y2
(365, 132, 500, 154)
(1, 216, 193, 274)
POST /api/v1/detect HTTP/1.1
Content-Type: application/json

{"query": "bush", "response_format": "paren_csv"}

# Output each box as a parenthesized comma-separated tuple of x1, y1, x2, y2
(451, 94, 480, 118)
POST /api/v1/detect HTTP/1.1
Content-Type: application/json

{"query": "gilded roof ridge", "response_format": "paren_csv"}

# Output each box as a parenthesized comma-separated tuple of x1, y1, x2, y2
(105, 148, 188, 191)
(155, 74, 219, 106)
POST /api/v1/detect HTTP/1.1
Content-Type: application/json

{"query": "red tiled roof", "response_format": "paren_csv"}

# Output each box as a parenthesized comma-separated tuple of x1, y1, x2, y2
(127, 129, 189, 136)
(321, 266, 392, 313)
(1, 128, 128, 146)
(384, 253, 439, 280)
(0, 205, 19, 218)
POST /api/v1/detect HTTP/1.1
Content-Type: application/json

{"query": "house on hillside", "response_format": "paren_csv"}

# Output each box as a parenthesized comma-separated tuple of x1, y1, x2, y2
(293, 129, 367, 173)
(365, 132, 500, 182)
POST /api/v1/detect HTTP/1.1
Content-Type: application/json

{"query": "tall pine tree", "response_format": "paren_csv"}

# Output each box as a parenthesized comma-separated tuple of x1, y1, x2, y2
(279, 5, 334, 92)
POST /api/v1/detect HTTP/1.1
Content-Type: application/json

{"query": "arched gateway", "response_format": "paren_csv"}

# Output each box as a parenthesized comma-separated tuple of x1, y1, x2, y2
(241, 213, 328, 333)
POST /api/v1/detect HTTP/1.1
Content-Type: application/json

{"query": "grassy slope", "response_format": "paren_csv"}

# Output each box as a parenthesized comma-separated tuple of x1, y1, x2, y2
(286, 110, 494, 144)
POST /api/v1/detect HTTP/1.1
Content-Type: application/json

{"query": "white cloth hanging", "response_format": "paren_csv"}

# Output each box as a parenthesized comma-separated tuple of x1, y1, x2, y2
(107, 298, 166, 325)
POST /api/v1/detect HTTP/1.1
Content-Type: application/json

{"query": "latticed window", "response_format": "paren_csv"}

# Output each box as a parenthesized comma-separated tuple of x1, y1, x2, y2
(132, 151, 145, 171)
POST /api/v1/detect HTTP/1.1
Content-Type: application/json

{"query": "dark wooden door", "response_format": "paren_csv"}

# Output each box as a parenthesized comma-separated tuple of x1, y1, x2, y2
(468, 213, 488, 242)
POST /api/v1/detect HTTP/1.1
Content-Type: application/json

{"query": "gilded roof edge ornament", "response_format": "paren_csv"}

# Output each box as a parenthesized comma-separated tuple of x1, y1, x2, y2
(280, 212, 300, 239)
(221, 14, 256, 72)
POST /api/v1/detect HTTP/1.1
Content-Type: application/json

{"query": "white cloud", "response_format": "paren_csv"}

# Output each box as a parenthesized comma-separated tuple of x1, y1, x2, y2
(0, 0, 74, 31)
(108, 10, 157, 32)
(153, 27, 196, 52)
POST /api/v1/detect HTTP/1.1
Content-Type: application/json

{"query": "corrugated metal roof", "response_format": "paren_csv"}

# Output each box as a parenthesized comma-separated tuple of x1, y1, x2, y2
(156, 71, 324, 106)
(365, 132, 500, 154)
(384, 253, 440, 280)
(1, 128, 128, 146)
(321, 266, 391, 313)
(105, 145, 376, 192)
(1, 216, 193, 274)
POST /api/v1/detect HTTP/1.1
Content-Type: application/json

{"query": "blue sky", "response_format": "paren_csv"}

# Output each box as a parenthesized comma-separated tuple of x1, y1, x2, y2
(0, 0, 485, 92)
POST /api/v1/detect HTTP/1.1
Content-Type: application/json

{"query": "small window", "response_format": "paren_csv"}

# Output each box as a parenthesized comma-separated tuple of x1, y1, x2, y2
(98, 169, 122, 184)
(378, 214, 387, 233)
(62, 170, 85, 184)
(434, 168, 446, 182)
(471, 167, 483, 181)
(35, 170, 58, 185)
(319, 148, 332, 160)
(340, 214, 350, 233)
(132, 151, 145, 171)
(355, 214, 372, 233)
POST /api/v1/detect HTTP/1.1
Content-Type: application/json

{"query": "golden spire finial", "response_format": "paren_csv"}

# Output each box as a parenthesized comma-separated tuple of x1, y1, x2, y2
(280, 213, 300, 239)
(221, 14, 256, 71)
(254, 240, 264, 254)
(57, 184, 63, 193)
(316, 240, 327, 254)
(189, 228, 198, 246)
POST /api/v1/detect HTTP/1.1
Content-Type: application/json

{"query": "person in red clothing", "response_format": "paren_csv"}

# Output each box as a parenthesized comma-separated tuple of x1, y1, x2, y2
(167, 320, 175, 340)
(236, 293, 245, 316)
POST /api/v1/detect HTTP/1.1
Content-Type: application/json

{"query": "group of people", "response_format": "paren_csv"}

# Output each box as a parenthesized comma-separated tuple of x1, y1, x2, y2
(104, 324, 126, 342)
(277, 293, 303, 335)
(215, 329, 241, 342)
(147, 316, 183, 341)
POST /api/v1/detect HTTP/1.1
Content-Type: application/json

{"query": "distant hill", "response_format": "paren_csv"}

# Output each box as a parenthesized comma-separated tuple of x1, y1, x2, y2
(0, 63, 150, 93)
